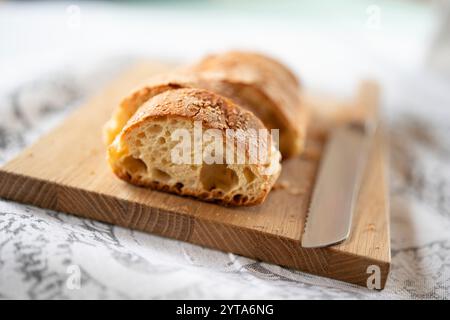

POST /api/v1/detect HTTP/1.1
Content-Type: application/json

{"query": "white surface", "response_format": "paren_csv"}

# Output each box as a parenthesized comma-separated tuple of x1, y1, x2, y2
(0, 1, 436, 93)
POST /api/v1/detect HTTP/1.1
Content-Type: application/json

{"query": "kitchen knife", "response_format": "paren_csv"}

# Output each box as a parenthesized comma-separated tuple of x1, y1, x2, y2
(301, 82, 379, 248)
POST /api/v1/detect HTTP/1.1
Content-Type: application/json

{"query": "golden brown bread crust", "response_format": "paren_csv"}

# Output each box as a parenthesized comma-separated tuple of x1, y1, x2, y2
(109, 88, 280, 206)
(193, 51, 300, 86)
(113, 177, 273, 206)
(125, 87, 267, 132)
(190, 51, 307, 158)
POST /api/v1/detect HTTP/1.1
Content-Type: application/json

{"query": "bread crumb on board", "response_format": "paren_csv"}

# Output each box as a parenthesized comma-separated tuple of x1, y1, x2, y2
(272, 180, 305, 195)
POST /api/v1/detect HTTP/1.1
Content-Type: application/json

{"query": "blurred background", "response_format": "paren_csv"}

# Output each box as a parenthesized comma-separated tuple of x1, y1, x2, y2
(1, 0, 449, 102)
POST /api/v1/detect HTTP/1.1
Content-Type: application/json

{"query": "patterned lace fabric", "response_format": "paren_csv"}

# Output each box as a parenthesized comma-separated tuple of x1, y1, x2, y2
(0, 62, 449, 299)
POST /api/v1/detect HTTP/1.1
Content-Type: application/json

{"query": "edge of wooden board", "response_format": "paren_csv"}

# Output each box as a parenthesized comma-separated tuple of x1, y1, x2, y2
(0, 156, 390, 288)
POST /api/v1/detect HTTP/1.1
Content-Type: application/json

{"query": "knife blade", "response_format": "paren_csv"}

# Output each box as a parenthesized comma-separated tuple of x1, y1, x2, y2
(301, 121, 375, 248)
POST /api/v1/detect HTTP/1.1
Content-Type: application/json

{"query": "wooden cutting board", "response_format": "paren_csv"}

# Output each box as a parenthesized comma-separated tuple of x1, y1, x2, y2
(0, 62, 390, 289)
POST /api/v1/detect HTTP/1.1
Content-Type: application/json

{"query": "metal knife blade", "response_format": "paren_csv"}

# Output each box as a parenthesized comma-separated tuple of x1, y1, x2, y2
(301, 121, 376, 248)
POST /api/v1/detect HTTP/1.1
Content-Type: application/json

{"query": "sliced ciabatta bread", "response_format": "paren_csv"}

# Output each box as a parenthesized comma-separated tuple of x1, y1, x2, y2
(104, 51, 307, 159)
(107, 88, 281, 206)
(190, 51, 308, 158)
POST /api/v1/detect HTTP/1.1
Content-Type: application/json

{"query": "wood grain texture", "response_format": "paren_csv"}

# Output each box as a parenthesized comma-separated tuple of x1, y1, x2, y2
(0, 62, 390, 288)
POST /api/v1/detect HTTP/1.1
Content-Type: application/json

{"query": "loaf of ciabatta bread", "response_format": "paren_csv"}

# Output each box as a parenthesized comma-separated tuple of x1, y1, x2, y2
(103, 51, 307, 158)
(107, 88, 281, 206)
(189, 51, 307, 158)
